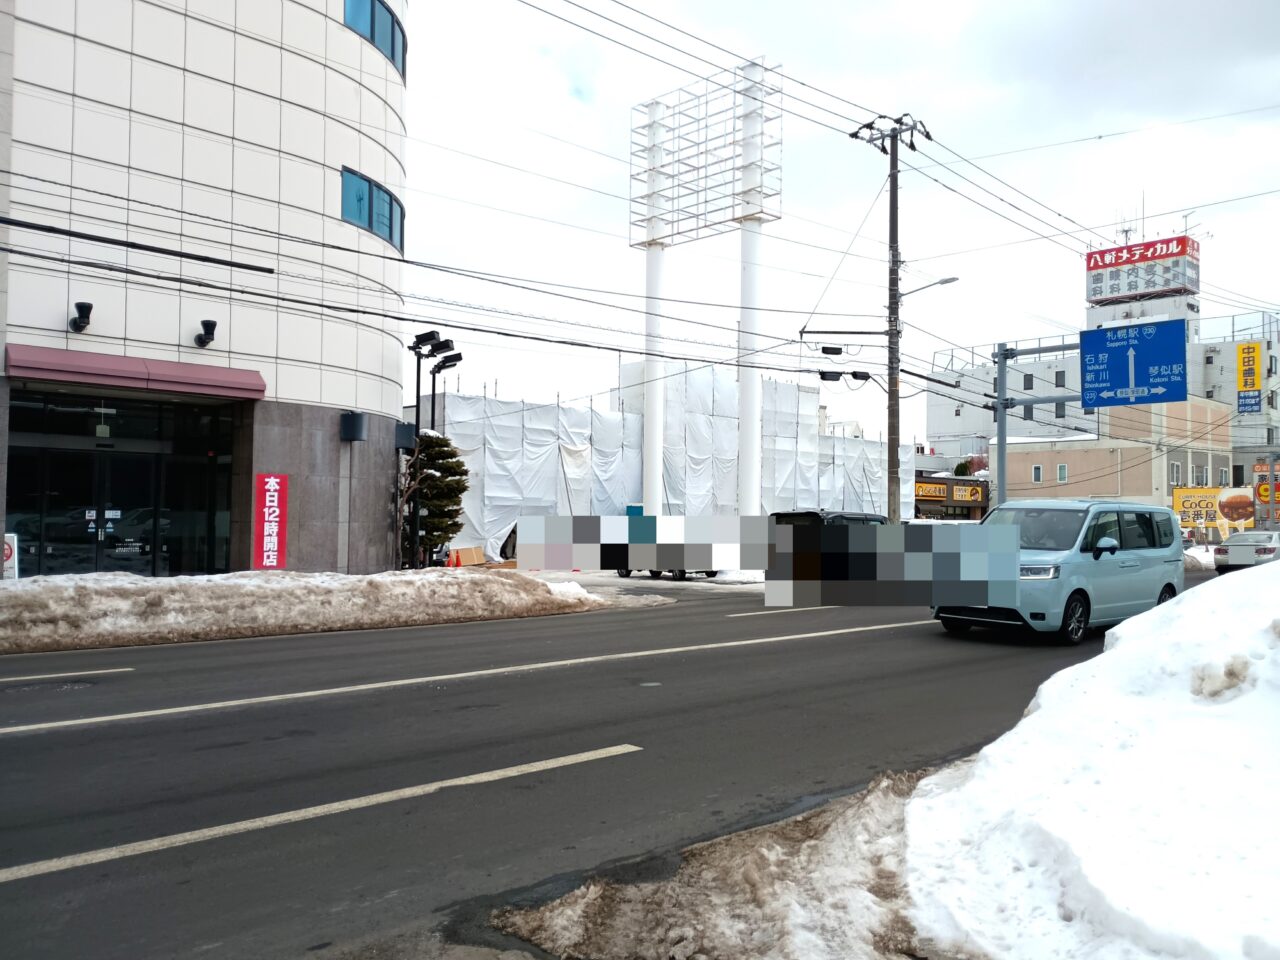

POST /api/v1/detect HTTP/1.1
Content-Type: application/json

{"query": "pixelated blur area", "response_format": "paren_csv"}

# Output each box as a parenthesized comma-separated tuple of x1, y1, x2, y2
(764, 523, 1019, 607)
(516, 517, 1018, 609)
(516, 515, 772, 573)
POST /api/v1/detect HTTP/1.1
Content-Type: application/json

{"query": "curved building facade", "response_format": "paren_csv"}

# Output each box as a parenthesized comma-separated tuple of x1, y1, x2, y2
(0, 0, 410, 576)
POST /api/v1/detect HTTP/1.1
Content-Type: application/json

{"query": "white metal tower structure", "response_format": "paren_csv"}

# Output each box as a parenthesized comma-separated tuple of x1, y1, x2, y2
(629, 61, 781, 514)
(639, 101, 669, 515)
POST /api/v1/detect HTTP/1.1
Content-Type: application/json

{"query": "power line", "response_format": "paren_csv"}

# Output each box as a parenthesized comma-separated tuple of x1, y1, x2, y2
(508, 0, 859, 136)
(0, 215, 274, 274)
(3, 244, 834, 376)
(910, 186, 1280, 262)
(0, 172, 872, 339)
(912, 102, 1280, 171)
(595, 0, 884, 120)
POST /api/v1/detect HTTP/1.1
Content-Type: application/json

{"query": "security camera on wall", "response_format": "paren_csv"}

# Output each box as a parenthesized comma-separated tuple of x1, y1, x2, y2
(195, 319, 217, 348)
(69, 301, 92, 333)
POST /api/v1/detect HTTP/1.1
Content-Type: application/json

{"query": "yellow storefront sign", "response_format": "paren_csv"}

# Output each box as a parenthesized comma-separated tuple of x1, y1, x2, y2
(915, 482, 947, 500)
(1172, 487, 1255, 532)
(1237, 341, 1262, 392)
(953, 485, 984, 503)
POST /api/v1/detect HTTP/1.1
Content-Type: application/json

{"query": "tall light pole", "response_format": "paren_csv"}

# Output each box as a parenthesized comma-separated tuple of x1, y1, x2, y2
(851, 114, 951, 522)
(408, 331, 440, 568)
(889, 276, 958, 518)
(429, 346, 460, 432)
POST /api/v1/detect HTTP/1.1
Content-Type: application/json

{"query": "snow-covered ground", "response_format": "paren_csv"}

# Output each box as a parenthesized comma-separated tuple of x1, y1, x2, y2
(498, 771, 928, 960)
(1184, 545, 1216, 571)
(502, 564, 1280, 960)
(531, 568, 761, 594)
(0, 568, 654, 654)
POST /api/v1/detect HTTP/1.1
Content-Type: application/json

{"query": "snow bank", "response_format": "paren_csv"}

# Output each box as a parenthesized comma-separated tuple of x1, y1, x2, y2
(906, 561, 1280, 960)
(0, 568, 609, 654)
(497, 771, 928, 960)
(708, 569, 765, 584)
(1183, 545, 1216, 571)
(498, 564, 1280, 960)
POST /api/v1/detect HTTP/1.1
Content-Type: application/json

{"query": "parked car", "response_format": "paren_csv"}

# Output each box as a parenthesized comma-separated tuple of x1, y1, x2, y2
(616, 511, 888, 580)
(1213, 531, 1280, 574)
(771, 510, 888, 527)
(618, 568, 717, 581)
(933, 499, 1185, 644)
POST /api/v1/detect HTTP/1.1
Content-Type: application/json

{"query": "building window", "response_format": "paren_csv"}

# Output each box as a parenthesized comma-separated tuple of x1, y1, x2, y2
(1057, 463, 1068, 483)
(953, 406, 961, 417)
(1023, 373, 1034, 390)
(1032, 464, 1042, 484)
(1269, 391, 1277, 410)
(345, 0, 407, 76)
(1055, 401, 1066, 418)
(1170, 462, 1181, 486)
(1219, 467, 1229, 486)
(1055, 370, 1066, 388)
(341, 168, 405, 251)
(1270, 427, 1276, 446)
(1193, 465, 1206, 486)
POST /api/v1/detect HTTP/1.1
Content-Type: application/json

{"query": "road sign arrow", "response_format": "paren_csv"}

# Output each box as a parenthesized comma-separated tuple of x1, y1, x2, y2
(1151, 386, 1167, 395)
(1099, 390, 1115, 398)
(1127, 347, 1136, 402)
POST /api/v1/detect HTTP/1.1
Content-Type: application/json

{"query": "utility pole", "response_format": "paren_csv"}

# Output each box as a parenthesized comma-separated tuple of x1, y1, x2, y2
(850, 114, 931, 523)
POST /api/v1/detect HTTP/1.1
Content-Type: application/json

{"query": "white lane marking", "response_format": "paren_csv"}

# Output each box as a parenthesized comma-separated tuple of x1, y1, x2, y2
(0, 744, 642, 884)
(0, 620, 936, 736)
(0, 668, 135, 683)
(727, 606, 837, 618)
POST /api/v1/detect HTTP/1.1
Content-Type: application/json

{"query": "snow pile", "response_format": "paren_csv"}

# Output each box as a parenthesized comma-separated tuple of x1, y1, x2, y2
(708, 569, 765, 584)
(0, 568, 609, 654)
(498, 564, 1280, 960)
(497, 771, 928, 960)
(1183, 545, 1216, 571)
(906, 561, 1280, 960)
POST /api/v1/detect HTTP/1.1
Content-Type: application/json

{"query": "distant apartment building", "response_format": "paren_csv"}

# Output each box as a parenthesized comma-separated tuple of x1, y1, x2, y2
(927, 306, 1279, 502)
(1, 0, 411, 577)
(997, 396, 1234, 505)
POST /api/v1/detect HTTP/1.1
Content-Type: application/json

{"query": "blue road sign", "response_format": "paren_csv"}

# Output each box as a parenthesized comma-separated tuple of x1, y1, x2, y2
(1080, 318, 1187, 409)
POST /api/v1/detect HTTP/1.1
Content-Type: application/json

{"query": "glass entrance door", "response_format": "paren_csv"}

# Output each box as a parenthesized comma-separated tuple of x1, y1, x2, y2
(34, 452, 158, 576)
(99, 453, 157, 574)
(42, 451, 98, 576)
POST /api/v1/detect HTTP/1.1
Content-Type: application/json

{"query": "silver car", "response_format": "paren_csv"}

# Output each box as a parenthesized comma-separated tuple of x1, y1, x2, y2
(1213, 531, 1280, 573)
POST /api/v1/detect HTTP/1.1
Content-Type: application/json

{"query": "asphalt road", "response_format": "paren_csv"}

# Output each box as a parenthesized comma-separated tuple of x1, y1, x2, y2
(0, 570, 1216, 959)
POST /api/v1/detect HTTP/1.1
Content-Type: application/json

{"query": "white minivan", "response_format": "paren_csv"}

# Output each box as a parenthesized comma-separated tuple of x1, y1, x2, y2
(933, 499, 1185, 643)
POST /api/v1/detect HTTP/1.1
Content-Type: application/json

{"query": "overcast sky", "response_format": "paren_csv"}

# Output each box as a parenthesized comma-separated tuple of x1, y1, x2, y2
(399, 0, 1280, 443)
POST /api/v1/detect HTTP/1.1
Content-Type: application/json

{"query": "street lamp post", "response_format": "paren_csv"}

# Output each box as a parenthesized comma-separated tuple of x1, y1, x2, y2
(429, 349, 461, 432)
(408, 332, 441, 568)
(887, 275, 957, 522)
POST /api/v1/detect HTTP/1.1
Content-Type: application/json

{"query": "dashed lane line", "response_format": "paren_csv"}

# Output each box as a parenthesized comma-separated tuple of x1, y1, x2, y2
(0, 620, 936, 736)
(0, 744, 643, 884)
(0, 668, 136, 683)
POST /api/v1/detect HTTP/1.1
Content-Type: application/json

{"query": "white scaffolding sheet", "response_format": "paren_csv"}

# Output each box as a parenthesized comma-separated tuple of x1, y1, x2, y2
(440, 376, 915, 560)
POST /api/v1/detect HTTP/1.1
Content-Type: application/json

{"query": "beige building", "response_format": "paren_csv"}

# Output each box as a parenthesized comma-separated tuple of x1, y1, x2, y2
(996, 397, 1234, 505)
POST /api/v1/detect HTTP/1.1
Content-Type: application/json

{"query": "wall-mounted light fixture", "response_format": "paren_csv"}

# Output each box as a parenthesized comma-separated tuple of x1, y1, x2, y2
(69, 301, 93, 333)
(195, 319, 217, 348)
(340, 410, 368, 442)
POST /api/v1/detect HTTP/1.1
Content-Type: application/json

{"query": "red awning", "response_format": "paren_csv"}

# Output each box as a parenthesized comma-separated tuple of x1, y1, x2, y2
(5, 344, 266, 400)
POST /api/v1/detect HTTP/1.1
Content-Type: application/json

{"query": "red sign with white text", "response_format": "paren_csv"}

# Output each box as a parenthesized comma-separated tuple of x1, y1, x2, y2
(253, 473, 289, 570)
(1085, 234, 1200, 303)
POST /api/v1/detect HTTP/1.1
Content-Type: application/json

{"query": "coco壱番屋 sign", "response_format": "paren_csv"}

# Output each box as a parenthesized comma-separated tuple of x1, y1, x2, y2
(253, 473, 289, 570)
